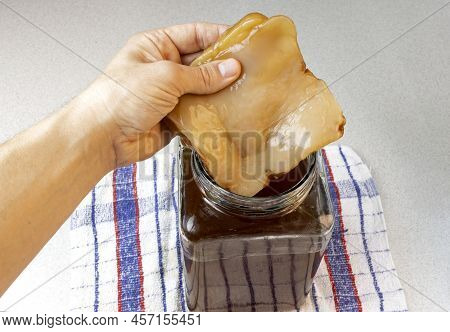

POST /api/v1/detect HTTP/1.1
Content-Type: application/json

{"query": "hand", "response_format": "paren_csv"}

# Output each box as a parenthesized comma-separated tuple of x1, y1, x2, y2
(81, 23, 241, 168)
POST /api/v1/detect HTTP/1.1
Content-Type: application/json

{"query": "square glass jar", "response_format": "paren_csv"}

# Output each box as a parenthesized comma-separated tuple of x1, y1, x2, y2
(177, 144, 335, 311)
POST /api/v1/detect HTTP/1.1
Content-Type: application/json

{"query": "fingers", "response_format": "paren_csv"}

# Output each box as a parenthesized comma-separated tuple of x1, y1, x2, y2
(163, 23, 228, 55)
(181, 51, 203, 65)
(118, 23, 228, 65)
(175, 58, 241, 95)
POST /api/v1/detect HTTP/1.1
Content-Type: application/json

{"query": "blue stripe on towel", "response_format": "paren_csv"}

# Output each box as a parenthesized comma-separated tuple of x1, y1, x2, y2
(170, 156, 186, 311)
(266, 240, 278, 312)
(113, 165, 143, 312)
(202, 247, 209, 312)
(311, 283, 319, 312)
(322, 150, 362, 312)
(243, 241, 256, 312)
(338, 146, 384, 311)
(288, 239, 300, 312)
(153, 159, 167, 311)
(336, 178, 379, 199)
(90, 188, 99, 311)
(219, 243, 232, 312)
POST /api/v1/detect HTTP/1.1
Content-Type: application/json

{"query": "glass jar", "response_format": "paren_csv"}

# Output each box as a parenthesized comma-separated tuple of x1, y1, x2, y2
(177, 144, 335, 312)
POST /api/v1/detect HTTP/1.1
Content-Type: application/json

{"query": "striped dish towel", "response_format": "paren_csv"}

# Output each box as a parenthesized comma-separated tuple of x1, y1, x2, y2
(69, 140, 407, 312)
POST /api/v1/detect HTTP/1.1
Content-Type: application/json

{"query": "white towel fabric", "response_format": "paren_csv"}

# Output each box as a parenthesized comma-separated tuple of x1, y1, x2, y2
(69, 140, 407, 312)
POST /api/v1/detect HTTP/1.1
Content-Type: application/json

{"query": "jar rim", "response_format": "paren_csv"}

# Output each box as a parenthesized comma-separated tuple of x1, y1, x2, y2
(192, 151, 317, 218)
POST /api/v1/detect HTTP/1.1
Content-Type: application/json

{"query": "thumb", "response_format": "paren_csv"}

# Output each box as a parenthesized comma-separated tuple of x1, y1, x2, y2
(177, 58, 241, 95)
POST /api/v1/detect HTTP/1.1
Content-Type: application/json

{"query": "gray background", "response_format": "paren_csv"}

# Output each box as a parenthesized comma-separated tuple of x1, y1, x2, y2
(0, 0, 449, 311)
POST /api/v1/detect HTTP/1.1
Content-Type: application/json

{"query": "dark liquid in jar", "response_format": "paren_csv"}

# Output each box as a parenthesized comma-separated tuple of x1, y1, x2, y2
(180, 149, 331, 311)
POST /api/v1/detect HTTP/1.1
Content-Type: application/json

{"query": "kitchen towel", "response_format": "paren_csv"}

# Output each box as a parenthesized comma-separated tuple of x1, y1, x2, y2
(69, 140, 407, 312)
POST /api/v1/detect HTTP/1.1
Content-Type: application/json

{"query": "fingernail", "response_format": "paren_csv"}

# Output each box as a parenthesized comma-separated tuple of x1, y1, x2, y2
(218, 59, 240, 78)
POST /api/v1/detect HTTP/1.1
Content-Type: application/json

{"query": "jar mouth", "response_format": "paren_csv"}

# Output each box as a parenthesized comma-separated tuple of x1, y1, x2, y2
(192, 152, 317, 218)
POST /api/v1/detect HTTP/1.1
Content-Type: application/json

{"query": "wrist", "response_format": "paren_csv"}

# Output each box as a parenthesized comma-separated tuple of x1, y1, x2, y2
(65, 85, 119, 174)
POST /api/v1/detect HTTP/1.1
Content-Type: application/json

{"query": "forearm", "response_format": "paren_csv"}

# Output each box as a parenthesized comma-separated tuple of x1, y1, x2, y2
(0, 93, 115, 295)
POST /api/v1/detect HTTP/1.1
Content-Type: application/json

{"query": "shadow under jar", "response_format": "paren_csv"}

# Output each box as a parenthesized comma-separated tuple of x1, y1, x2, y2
(177, 144, 335, 312)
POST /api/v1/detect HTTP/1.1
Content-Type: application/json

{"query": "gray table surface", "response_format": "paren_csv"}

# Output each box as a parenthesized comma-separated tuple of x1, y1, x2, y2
(0, 0, 449, 312)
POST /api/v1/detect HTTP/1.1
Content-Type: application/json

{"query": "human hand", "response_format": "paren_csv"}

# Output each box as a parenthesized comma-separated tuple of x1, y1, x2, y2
(80, 23, 241, 168)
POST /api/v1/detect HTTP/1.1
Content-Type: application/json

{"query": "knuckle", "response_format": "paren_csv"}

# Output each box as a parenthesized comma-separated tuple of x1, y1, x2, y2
(193, 23, 211, 50)
(159, 61, 179, 79)
(193, 22, 204, 49)
(127, 32, 144, 45)
(199, 65, 215, 89)
(153, 61, 185, 95)
(153, 30, 171, 48)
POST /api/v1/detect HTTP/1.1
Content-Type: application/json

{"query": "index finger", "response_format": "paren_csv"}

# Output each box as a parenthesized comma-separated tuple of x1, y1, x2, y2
(163, 23, 228, 55)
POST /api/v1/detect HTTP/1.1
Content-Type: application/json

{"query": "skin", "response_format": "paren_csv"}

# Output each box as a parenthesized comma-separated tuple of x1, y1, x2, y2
(0, 23, 241, 296)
